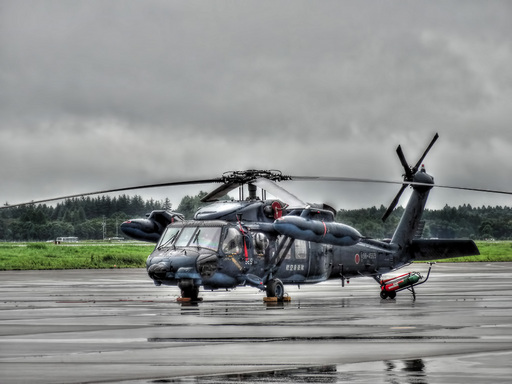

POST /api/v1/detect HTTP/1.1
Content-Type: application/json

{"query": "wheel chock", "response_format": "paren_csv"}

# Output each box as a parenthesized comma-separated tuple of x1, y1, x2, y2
(263, 296, 291, 303)
(177, 297, 203, 303)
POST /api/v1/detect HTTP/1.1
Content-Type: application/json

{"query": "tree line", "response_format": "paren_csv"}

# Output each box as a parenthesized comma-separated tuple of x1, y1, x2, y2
(337, 204, 512, 240)
(1, 193, 511, 241)
(0, 195, 171, 241)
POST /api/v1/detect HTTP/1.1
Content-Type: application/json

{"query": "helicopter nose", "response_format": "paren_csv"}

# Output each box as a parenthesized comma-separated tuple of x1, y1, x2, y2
(147, 253, 200, 281)
(147, 261, 170, 280)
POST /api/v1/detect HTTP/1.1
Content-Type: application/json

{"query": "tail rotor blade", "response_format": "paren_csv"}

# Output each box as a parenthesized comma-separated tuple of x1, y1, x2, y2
(413, 133, 439, 173)
(383, 133, 439, 221)
(382, 184, 408, 222)
(396, 145, 413, 180)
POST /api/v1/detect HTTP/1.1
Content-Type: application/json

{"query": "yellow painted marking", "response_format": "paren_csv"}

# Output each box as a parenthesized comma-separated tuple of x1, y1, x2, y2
(227, 255, 243, 270)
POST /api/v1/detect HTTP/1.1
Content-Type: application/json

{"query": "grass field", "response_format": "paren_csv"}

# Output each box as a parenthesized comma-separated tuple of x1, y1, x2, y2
(0, 241, 510, 271)
(433, 241, 512, 263)
(0, 242, 154, 270)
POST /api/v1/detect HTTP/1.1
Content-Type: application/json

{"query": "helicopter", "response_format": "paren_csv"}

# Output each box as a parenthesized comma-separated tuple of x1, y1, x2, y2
(5, 133, 509, 302)
(116, 133, 491, 302)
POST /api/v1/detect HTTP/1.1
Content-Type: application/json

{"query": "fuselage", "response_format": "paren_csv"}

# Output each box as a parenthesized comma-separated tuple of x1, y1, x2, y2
(143, 168, 433, 292)
(146, 217, 404, 291)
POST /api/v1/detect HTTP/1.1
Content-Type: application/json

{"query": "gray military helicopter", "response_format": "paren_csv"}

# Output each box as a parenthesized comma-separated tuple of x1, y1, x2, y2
(6, 133, 508, 302)
(117, 133, 490, 301)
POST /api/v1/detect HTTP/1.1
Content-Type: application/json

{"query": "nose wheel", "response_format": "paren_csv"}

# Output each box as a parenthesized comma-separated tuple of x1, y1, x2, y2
(178, 279, 201, 302)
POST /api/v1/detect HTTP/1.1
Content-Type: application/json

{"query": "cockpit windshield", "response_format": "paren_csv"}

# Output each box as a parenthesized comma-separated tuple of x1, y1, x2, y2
(189, 227, 222, 250)
(157, 227, 180, 249)
(174, 227, 197, 248)
(158, 225, 223, 251)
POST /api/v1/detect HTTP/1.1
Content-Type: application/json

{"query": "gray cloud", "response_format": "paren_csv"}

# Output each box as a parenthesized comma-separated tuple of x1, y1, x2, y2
(1, 0, 511, 210)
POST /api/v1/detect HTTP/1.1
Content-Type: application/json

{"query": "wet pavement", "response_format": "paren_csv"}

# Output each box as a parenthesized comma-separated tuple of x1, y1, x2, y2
(1, 263, 512, 383)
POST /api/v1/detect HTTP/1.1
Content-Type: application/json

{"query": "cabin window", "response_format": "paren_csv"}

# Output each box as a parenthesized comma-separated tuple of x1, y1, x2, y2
(294, 240, 307, 260)
(253, 232, 269, 255)
(222, 227, 242, 255)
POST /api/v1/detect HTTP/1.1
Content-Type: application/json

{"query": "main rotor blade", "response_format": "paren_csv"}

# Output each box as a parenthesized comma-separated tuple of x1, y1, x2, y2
(4, 168, 511, 211)
(2, 178, 223, 209)
(289, 175, 405, 185)
(410, 181, 512, 196)
(290, 176, 512, 195)
(290, 175, 512, 197)
(412, 132, 439, 173)
(252, 178, 306, 208)
(201, 181, 242, 202)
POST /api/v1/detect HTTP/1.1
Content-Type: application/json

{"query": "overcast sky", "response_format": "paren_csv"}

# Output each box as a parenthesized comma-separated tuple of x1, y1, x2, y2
(1, 0, 511, 212)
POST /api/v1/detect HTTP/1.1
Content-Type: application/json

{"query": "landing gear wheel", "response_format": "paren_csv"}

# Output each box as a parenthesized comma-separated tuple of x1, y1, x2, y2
(388, 291, 397, 299)
(178, 279, 200, 301)
(181, 286, 199, 301)
(266, 278, 284, 300)
(380, 290, 388, 299)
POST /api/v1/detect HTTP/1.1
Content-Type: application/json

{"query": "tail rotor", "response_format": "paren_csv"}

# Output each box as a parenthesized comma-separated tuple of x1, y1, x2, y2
(382, 133, 439, 222)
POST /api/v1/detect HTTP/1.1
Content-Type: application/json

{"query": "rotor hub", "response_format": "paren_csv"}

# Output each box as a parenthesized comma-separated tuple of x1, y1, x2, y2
(221, 170, 291, 185)
(412, 167, 435, 192)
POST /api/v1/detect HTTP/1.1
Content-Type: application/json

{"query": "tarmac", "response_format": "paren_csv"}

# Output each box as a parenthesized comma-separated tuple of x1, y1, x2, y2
(1, 262, 512, 383)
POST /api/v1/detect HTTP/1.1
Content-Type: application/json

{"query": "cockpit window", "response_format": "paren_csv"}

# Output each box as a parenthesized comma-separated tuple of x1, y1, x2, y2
(157, 225, 231, 252)
(191, 227, 222, 251)
(174, 227, 199, 248)
(161, 226, 222, 251)
(222, 227, 243, 255)
(157, 227, 180, 249)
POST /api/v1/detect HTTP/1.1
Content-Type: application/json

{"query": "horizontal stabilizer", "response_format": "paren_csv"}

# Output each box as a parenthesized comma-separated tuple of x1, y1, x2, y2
(408, 239, 479, 261)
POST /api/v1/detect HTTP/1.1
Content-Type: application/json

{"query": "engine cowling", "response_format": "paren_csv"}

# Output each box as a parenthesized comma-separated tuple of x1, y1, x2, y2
(273, 216, 361, 246)
(121, 210, 184, 242)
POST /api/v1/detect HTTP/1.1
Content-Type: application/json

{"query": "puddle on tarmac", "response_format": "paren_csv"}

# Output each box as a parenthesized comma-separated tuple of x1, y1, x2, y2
(154, 365, 338, 383)
(142, 352, 511, 383)
(332, 352, 512, 384)
(146, 361, 426, 383)
(119, 351, 512, 384)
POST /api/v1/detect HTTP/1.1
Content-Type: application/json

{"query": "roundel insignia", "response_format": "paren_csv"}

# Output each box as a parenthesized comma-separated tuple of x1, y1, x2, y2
(355, 254, 360, 264)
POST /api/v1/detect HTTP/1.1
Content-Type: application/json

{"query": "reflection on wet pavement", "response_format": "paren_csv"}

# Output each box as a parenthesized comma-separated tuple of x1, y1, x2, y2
(1, 263, 512, 384)
(177, 365, 338, 383)
(173, 353, 512, 384)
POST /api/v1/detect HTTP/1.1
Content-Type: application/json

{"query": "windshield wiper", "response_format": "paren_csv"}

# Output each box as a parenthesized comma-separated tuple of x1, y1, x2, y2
(192, 230, 201, 248)
(158, 232, 179, 250)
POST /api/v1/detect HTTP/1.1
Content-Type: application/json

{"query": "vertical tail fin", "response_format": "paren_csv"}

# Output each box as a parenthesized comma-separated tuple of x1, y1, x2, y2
(382, 134, 439, 249)
(390, 169, 433, 248)
(382, 133, 439, 222)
